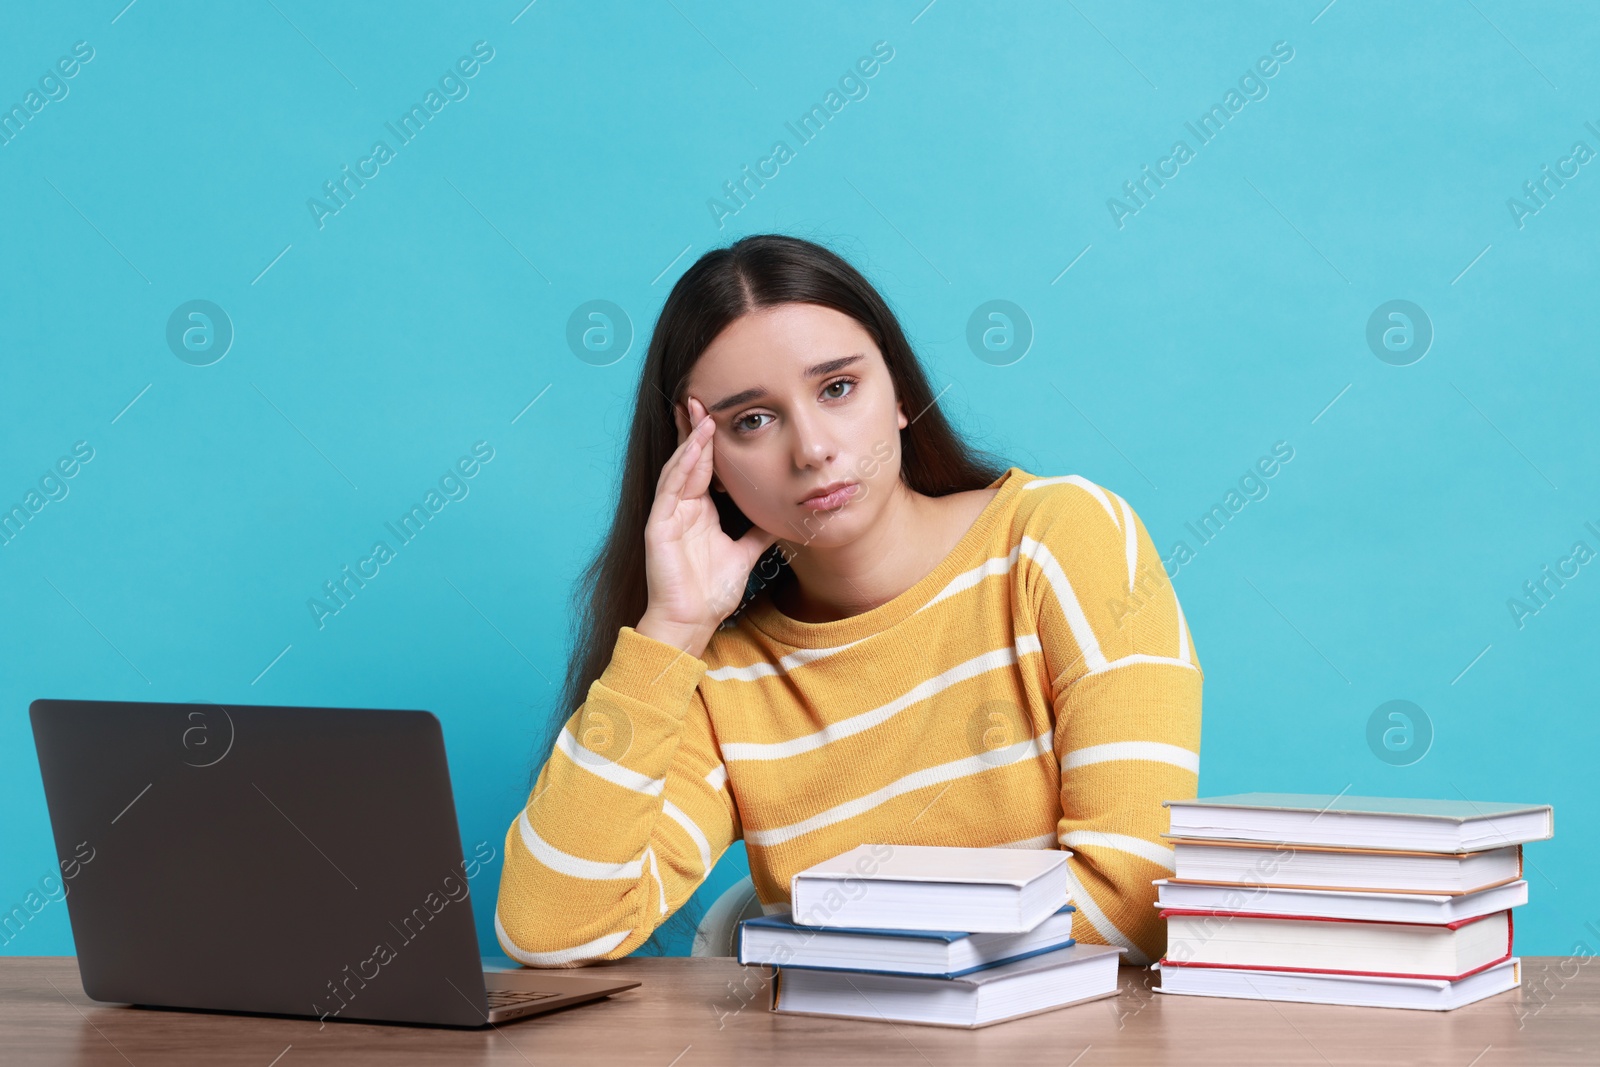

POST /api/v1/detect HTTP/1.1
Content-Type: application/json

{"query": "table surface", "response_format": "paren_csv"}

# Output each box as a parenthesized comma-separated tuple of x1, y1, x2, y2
(2, 956, 1595, 1066)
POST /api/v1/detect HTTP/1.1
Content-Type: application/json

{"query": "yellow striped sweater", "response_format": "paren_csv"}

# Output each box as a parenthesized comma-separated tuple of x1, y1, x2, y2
(495, 466, 1203, 966)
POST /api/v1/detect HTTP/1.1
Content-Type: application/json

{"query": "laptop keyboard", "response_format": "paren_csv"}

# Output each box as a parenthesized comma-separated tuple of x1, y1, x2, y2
(486, 988, 561, 1007)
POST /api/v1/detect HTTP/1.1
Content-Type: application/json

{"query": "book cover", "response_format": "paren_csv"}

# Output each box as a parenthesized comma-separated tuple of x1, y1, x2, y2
(1165, 794, 1551, 823)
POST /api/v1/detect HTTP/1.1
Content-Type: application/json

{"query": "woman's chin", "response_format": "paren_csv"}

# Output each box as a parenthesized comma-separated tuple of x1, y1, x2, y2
(778, 522, 861, 555)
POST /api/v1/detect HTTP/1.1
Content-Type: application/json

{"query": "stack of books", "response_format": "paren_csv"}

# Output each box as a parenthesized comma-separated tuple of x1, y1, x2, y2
(1153, 793, 1554, 1010)
(738, 843, 1124, 1028)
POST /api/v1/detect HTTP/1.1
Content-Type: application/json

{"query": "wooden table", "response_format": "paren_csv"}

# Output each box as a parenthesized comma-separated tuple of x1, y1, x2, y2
(2, 956, 1594, 1065)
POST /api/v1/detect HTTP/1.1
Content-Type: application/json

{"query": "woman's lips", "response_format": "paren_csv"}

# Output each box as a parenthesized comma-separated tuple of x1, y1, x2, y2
(800, 482, 859, 511)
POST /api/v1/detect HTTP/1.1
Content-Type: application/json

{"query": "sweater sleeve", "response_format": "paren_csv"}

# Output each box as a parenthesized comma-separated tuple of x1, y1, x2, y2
(1029, 481, 1203, 966)
(493, 625, 741, 967)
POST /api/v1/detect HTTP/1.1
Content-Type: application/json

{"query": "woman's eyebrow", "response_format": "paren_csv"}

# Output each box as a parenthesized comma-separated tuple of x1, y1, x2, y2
(705, 354, 866, 414)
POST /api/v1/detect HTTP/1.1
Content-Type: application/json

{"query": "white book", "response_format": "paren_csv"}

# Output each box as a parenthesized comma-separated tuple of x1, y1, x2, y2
(1157, 956, 1521, 1011)
(1163, 793, 1553, 852)
(1162, 909, 1512, 980)
(1166, 838, 1522, 893)
(739, 905, 1077, 976)
(771, 942, 1124, 1029)
(1153, 878, 1528, 923)
(790, 844, 1070, 933)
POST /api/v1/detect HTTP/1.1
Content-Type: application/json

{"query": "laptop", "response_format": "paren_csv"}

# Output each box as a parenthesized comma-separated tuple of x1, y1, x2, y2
(28, 698, 640, 1027)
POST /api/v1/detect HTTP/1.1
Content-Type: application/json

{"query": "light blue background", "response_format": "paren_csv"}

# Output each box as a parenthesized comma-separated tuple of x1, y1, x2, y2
(2, 1, 1595, 959)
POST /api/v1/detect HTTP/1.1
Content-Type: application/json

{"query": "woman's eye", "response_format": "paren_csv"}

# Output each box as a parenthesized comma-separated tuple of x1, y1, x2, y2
(733, 381, 854, 434)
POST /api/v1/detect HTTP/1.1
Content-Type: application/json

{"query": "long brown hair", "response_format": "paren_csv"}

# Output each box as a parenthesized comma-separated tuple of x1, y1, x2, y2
(537, 233, 1008, 949)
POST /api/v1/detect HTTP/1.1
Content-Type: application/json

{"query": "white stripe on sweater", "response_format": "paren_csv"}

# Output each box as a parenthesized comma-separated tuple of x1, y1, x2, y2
(918, 545, 1021, 613)
(494, 910, 630, 966)
(1058, 852, 1149, 966)
(745, 730, 1053, 847)
(1061, 740, 1199, 775)
(720, 640, 1042, 762)
(1174, 592, 1193, 665)
(518, 810, 643, 880)
(644, 846, 667, 915)
(1019, 536, 1107, 673)
(706, 640, 864, 682)
(1114, 492, 1138, 593)
(1086, 653, 1197, 676)
(1023, 475, 1121, 529)
(1060, 830, 1176, 871)
(990, 830, 1058, 849)
(662, 799, 712, 874)
(556, 726, 666, 796)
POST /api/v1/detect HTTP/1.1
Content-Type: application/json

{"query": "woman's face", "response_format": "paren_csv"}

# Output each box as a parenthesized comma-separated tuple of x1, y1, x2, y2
(681, 302, 909, 551)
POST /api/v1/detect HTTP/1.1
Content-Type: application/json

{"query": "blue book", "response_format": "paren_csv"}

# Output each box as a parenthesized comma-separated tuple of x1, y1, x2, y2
(738, 904, 1076, 978)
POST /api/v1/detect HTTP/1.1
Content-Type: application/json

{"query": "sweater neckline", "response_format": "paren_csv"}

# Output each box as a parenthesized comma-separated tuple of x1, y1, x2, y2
(744, 466, 1029, 649)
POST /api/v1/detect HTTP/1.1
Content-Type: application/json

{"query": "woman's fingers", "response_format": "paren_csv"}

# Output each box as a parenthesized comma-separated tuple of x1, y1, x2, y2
(673, 398, 690, 447)
(653, 432, 700, 516)
(656, 399, 705, 492)
(652, 412, 713, 519)
(660, 394, 704, 492)
(672, 394, 707, 447)
(681, 412, 717, 501)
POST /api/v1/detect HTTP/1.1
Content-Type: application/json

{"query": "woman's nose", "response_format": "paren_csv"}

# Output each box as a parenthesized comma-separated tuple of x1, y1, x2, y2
(788, 406, 836, 467)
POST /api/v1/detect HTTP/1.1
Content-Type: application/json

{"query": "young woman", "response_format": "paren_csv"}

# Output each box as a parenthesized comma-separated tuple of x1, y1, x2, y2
(495, 235, 1202, 967)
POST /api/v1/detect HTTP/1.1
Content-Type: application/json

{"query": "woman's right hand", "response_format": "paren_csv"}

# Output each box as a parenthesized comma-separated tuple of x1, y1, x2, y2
(636, 395, 778, 658)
